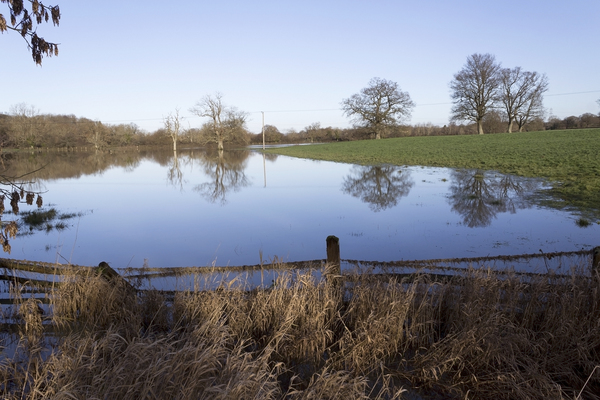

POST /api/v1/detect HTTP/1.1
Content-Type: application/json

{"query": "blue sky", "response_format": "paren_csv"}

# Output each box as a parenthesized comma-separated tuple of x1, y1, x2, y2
(2, 0, 599, 134)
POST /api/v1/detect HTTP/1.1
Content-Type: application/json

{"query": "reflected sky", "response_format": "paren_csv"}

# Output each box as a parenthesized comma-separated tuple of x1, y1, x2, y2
(5, 149, 599, 269)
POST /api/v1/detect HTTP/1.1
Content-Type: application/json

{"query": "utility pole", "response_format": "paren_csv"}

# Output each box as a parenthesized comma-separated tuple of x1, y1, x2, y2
(262, 111, 266, 187)
(261, 111, 265, 150)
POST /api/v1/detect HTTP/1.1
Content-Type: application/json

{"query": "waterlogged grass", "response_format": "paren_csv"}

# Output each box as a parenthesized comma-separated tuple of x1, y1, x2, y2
(266, 129, 600, 220)
(20, 208, 85, 233)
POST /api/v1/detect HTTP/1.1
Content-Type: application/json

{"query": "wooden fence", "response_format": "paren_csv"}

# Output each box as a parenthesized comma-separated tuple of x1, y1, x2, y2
(1, 238, 598, 305)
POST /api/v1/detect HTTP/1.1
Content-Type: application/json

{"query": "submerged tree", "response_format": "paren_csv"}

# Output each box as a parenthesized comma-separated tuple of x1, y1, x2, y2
(0, 0, 61, 64)
(163, 109, 183, 152)
(450, 54, 501, 135)
(341, 77, 415, 140)
(190, 93, 249, 151)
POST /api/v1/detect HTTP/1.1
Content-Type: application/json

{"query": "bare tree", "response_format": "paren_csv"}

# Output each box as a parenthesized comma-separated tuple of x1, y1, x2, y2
(86, 121, 108, 151)
(163, 109, 182, 152)
(498, 67, 548, 132)
(341, 77, 415, 140)
(450, 54, 501, 135)
(514, 85, 547, 132)
(1, 0, 60, 64)
(8, 103, 42, 147)
(190, 93, 249, 151)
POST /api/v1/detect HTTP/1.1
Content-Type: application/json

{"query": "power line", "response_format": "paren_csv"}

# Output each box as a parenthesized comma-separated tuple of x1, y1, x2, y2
(546, 89, 600, 97)
(248, 108, 341, 114)
(7, 89, 598, 127)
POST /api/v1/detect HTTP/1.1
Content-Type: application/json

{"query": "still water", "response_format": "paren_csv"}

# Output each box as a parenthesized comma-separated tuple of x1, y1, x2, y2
(5, 148, 598, 270)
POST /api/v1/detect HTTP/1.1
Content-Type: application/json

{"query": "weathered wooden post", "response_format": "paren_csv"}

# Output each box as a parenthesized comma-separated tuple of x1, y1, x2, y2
(96, 261, 137, 295)
(326, 235, 340, 268)
(325, 235, 342, 298)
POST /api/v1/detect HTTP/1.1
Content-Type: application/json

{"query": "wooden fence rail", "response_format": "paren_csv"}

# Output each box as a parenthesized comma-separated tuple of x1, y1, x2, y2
(1, 240, 598, 300)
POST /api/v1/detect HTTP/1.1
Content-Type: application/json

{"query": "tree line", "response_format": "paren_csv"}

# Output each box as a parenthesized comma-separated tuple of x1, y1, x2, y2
(1, 52, 599, 150)
(1, 104, 598, 151)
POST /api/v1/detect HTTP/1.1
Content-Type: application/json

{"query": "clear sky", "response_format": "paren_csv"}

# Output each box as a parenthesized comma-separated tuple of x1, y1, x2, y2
(2, 0, 599, 134)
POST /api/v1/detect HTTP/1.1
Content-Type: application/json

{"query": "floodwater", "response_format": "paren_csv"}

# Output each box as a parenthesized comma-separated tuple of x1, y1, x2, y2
(3, 148, 598, 271)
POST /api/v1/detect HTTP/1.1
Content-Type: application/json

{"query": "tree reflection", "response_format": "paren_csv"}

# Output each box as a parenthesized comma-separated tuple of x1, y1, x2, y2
(448, 169, 540, 227)
(166, 150, 184, 190)
(194, 149, 250, 205)
(342, 165, 414, 212)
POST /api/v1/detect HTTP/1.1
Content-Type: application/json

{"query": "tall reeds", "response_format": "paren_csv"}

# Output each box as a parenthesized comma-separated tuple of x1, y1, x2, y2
(1, 261, 599, 399)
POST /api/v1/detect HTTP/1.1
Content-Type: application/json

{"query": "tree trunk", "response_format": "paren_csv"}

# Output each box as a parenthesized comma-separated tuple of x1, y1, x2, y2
(218, 139, 224, 151)
(507, 118, 514, 133)
(477, 120, 484, 135)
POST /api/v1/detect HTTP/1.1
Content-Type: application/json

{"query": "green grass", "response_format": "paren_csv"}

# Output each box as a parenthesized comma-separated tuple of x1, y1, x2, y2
(266, 128, 600, 220)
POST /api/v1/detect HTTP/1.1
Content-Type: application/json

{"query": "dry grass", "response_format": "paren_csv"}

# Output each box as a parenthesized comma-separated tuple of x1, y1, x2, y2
(1, 262, 599, 399)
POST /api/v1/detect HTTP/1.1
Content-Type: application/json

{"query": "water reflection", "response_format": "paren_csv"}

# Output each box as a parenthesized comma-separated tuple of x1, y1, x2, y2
(342, 165, 414, 212)
(0, 149, 596, 268)
(193, 149, 251, 205)
(447, 169, 541, 227)
(166, 150, 186, 189)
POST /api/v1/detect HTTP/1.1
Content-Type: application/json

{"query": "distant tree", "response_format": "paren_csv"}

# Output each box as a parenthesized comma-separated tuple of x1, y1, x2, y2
(450, 53, 501, 135)
(283, 128, 302, 143)
(263, 125, 283, 143)
(341, 77, 415, 140)
(304, 122, 321, 143)
(564, 116, 579, 130)
(481, 110, 505, 134)
(190, 93, 249, 151)
(8, 103, 42, 147)
(163, 109, 182, 152)
(85, 121, 107, 151)
(1, 0, 61, 64)
(498, 67, 548, 133)
(522, 117, 545, 132)
(578, 113, 600, 129)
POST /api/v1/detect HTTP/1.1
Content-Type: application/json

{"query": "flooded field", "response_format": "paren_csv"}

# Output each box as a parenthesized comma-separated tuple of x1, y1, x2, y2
(2, 148, 597, 272)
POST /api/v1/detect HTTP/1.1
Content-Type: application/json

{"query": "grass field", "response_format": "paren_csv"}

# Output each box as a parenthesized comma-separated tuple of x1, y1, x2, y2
(265, 129, 600, 221)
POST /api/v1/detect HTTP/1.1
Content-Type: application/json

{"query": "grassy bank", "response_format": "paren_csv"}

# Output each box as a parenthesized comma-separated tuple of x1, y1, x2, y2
(2, 262, 600, 399)
(265, 129, 600, 220)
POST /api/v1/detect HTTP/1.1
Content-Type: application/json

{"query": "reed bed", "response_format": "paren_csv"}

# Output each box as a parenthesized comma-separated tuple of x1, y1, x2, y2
(1, 262, 599, 399)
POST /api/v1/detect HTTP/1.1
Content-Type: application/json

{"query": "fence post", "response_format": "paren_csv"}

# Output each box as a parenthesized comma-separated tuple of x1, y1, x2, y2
(325, 235, 342, 295)
(326, 235, 340, 267)
(97, 261, 136, 294)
